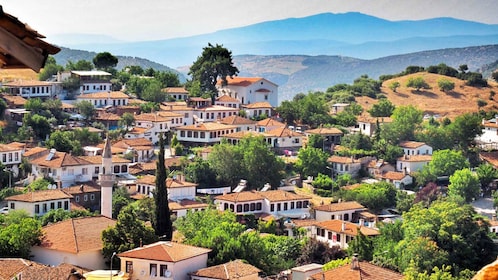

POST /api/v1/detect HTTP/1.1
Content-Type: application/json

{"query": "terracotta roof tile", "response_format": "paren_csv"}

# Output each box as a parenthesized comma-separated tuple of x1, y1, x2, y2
(256, 118, 285, 127)
(77, 91, 130, 100)
(218, 77, 262, 87)
(266, 127, 303, 137)
(398, 141, 427, 149)
(118, 241, 211, 262)
(0, 258, 46, 279)
(224, 130, 270, 139)
(357, 115, 393, 124)
(192, 259, 261, 279)
(316, 220, 380, 237)
(379, 171, 408, 181)
(327, 155, 360, 164)
(21, 263, 91, 280)
(169, 199, 209, 211)
(176, 122, 237, 131)
(306, 127, 343, 135)
(1, 94, 27, 106)
(30, 151, 93, 168)
(242, 102, 273, 109)
(216, 191, 264, 202)
(113, 138, 154, 148)
(135, 113, 170, 122)
(0, 143, 23, 152)
(39, 216, 115, 253)
(95, 112, 121, 121)
(216, 95, 240, 103)
(216, 190, 310, 203)
(397, 155, 432, 162)
(310, 261, 404, 280)
(162, 87, 189, 94)
(219, 115, 255, 126)
(480, 151, 498, 167)
(314, 201, 365, 212)
(62, 182, 100, 195)
(79, 155, 130, 164)
(259, 190, 311, 202)
(6, 189, 72, 202)
(23, 146, 48, 157)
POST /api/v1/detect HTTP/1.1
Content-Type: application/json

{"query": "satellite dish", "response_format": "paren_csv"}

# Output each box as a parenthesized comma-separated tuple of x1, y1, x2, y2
(165, 270, 172, 278)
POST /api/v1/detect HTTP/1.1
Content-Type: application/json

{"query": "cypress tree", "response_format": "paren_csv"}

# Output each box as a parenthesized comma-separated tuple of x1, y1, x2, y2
(154, 133, 173, 240)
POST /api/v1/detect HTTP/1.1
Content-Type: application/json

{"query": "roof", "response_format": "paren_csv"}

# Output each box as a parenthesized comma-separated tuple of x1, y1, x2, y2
(218, 77, 262, 87)
(3, 80, 53, 87)
(0, 7, 60, 71)
(0, 258, 45, 280)
(310, 261, 404, 280)
(256, 118, 285, 128)
(30, 151, 93, 168)
(77, 91, 129, 100)
(162, 87, 189, 94)
(314, 201, 365, 212)
(113, 138, 153, 148)
(136, 175, 198, 188)
(380, 171, 410, 181)
(480, 151, 498, 167)
(242, 102, 273, 109)
(216, 190, 310, 203)
(473, 258, 498, 280)
(39, 216, 116, 254)
(266, 127, 303, 138)
(315, 220, 380, 237)
(398, 141, 428, 149)
(118, 241, 211, 262)
(356, 115, 393, 124)
(0, 143, 23, 152)
(306, 127, 343, 135)
(327, 155, 360, 164)
(134, 113, 170, 122)
(169, 199, 209, 211)
(397, 154, 432, 162)
(191, 259, 261, 280)
(216, 95, 240, 103)
(23, 146, 48, 157)
(1, 94, 27, 106)
(6, 189, 72, 203)
(62, 182, 100, 195)
(223, 130, 270, 139)
(176, 122, 237, 132)
(71, 70, 111, 76)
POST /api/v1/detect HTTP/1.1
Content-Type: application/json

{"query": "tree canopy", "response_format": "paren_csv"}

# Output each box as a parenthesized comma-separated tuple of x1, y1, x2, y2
(93, 52, 118, 70)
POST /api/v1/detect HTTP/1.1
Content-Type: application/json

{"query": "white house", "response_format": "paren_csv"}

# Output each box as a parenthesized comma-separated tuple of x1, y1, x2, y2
(162, 87, 189, 101)
(118, 241, 211, 280)
(125, 113, 172, 144)
(217, 77, 278, 107)
(353, 115, 393, 137)
(4, 189, 72, 216)
(31, 216, 116, 270)
(215, 94, 241, 109)
(218, 115, 257, 132)
(175, 122, 238, 146)
(398, 141, 433, 156)
(314, 201, 366, 222)
(193, 105, 239, 123)
(241, 102, 273, 118)
(2, 80, 58, 99)
(255, 118, 286, 132)
(0, 142, 24, 177)
(265, 126, 304, 151)
(215, 190, 311, 219)
(76, 91, 130, 108)
(112, 138, 155, 163)
(476, 117, 498, 144)
(314, 220, 379, 249)
(396, 154, 432, 174)
(304, 127, 343, 151)
(378, 171, 413, 189)
(61, 70, 112, 94)
(327, 156, 362, 178)
(135, 174, 196, 200)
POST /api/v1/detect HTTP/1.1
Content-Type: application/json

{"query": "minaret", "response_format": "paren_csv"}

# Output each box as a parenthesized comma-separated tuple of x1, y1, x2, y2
(99, 135, 115, 218)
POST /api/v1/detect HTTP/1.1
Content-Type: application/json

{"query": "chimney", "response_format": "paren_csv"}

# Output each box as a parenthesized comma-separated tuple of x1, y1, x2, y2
(359, 219, 364, 226)
(493, 215, 497, 221)
(341, 222, 346, 232)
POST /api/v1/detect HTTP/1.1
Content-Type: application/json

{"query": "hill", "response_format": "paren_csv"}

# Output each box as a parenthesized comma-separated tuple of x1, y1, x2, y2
(54, 12, 498, 68)
(356, 73, 498, 119)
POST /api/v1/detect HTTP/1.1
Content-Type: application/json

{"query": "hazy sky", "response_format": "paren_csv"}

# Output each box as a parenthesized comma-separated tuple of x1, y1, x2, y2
(3, 0, 497, 42)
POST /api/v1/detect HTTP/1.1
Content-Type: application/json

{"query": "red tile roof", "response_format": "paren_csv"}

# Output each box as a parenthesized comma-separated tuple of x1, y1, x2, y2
(169, 199, 209, 211)
(397, 154, 432, 162)
(305, 127, 343, 135)
(6, 189, 72, 203)
(242, 102, 273, 109)
(219, 115, 256, 125)
(310, 261, 404, 280)
(315, 220, 379, 237)
(327, 155, 359, 164)
(176, 122, 237, 132)
(162, 87, 189, 94)
(0, 258, 45, 279)
(398, 141, 427, 149)
(77, 91, 130, 100)
(191, 259, 261, 279)
(30, 151, 93, 168)
(256, 118, 285, 127)
(218, 77, 262, 87)
(216, 95, 240, 103)
(266, 127, 303, 137)
(379, 171, 409, 181)
(216, 190, 310, 203)
(39, 216, 116, 253)
(314, 201, 365, 212)
(118, 241, 211, 262)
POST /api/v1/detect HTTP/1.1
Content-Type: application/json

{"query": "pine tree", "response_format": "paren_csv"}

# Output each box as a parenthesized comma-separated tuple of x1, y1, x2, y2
(154, 133, 173, 240)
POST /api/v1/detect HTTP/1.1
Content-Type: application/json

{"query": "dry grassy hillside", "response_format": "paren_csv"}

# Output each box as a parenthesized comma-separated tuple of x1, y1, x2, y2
(356, 73, 498, 119)
(0, 69, 38, 82)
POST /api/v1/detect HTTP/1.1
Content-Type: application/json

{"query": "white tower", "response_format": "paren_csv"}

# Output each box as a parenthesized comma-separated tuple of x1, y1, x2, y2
(99, 135, 115, 218)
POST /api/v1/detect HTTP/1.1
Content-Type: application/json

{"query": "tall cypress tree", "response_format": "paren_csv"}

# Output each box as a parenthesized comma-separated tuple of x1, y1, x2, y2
(154, 133, 172, 240)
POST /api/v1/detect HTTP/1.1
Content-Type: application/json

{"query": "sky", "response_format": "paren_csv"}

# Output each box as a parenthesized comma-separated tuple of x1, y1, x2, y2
(3, 0, 498, 42)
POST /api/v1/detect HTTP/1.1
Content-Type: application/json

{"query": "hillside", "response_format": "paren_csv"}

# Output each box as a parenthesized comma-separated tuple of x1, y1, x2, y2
(355, 73, 498, 119)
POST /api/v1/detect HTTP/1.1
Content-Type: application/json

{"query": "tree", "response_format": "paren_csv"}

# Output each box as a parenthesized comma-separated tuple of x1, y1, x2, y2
(0, 212, 42, 258)
(38, 56, 63, 81)
(188, 43, 239, 98)
(23, 114, 51, 140)
(102, 203, 157, 266)
(39, 208, 94, 226)
(368, 99, 395, 117)
(341, 181, 396, 213)
(447, 168, 480, 203)
(437, 78, 455, 92)
(296, 238, 344, 265)
(476, 163, 498, 193)
(66, 59, 93, 71)
(119, 112, 135, 132)
(112, 187, 132, 219)
(46, 130, 83, 155)
(415, 149, 469, 186)
(184, 158, 217, 188)
(141, 79, 165, 102)
(381, 105, 423, 143)
(295, 147, 329, 178)
(93, 52, 118, 71)
(448, 113, 483, 152)
(75, 100, 96, 124)
(406, 76, 430, 92)
(154, 133, 173, 240)
(389, 81, 400, 92)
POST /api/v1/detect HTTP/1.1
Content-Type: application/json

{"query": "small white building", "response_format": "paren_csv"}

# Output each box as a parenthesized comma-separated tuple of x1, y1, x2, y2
(162, 87, 189, 101)
(314, 220, 379, 249)
(396, 154, 432, 174)
(125, 113, 172, 144)
(64, 70, 112, 94)
(0, 142, 24, 177)
(175, 122, 238, 146)
(314, 201, 366, 222)
(118, 241, 211, 280)
(327, 156, 362, 178)
(242, 102, 273, 118)
(217, 77, 278, 107)
(398, 141, 433, 156)
(76, 91, 130, 108)
(354, 115, 393, 137)
(2, 80, 58, 99)
(5, 189, 72, 216)
(215, 94, 241, 109)
(218, 115, 257, 132)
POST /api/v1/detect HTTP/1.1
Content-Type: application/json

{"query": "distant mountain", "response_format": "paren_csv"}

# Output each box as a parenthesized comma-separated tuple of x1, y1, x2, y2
(53, 12, 498, 67)
(53, 47, 186, 82)
(231, 45, 498, 101)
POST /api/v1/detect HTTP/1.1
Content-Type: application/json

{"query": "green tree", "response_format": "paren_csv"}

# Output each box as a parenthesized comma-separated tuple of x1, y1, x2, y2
(368, 99, 395, 117)
(0, 211, 42, 258)
(39, 208, 95, 226)
(306, 134, 325, 150)
(415, 149, 469, 186)
(46, 130, 83, 155)
(437, 78, 455, 92)
(447, 168, 480, 203)
(112, 187, 132, 219)
(295, 147, 329, 178)
(23, 114, 51, 140)
(93, 52, 118, 71)
(188, 43, 239, 98)
(66, 59, 94, 71)
(154, 133, 173, 240)
(126, 65, 144, 75)
(38, 56, 63, 81)
(381, 105, 423, 143)
(476, 163, 498, 192)
(341, 181, 396, 213)
(388, 81, 400, 92)
(141, 79, 165, 102)
(448, 113, 483, 152)
(75, 100, 96, 124)
(102, 203, 157, 266)
(184, 158, 217, 188)
(119, 112, 135, 132)
(406, 76, 430, 92)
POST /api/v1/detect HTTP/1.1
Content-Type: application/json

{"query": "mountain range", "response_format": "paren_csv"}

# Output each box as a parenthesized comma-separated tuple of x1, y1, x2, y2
(51, 12, 498, 101)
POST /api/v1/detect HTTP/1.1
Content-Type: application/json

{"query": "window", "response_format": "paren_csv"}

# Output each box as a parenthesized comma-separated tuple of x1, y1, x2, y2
(10, 202, 14, 209)
(95, 166, 100, 174)
(114, 166, 120, 173)
(344, 213, 349, 221)
(284, 203, 288, 211)
(64, 201, 69, 210)
(150, 264, 157, 277)
(8, 153, 12, 162)
(236, 205, 242, 213)
(125, 261, 133, 273)
(75, 196, 80, 202)
(277, 203, 281, 211)
(90, 194, 95, 200)
(243, 204, 249, 212)
(160, 265, 168, 277)
(256, 202, 262, 210)
(35, 204, 39, 214)
(43, 203, 47, 212)
(337, 234, 341, 242)
(84, 194, 88, 201)
(57, 201, 62, 209)
(270, 204, 275, 212)
(15, 152, 19, 161)
(290, 202, 295, 209)
(50, 202, 55, 209)
(2, 154, 5, 162)
(331, 215, 335, 220)
(82, 168, 88, 175)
